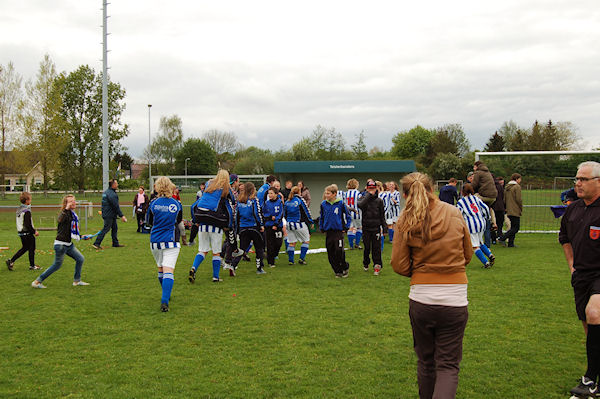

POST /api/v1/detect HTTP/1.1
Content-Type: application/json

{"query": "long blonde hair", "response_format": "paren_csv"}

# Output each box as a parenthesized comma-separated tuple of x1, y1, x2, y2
(154, 176, 175, 198)
(238, 182, 256, 203)
(61, 194, 75, 211)
(396, 172, 437, 243)
(205, 169, 230, 197)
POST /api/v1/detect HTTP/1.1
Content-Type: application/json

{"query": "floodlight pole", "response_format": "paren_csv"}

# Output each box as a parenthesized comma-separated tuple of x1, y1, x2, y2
(185, 157, 190, 186)
(101, 0, 109, 190)
(148, 104, 152, 190)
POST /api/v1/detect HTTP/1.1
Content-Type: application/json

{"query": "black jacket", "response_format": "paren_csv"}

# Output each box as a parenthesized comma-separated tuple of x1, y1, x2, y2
(101, 187, 123, 219)
(358, 191, 388, 234)
(55, 210, 73, 243)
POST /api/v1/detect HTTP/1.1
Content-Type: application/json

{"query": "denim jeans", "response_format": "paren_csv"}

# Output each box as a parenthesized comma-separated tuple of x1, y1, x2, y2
(94, 217, 119, 247)
(37, 243, 85, 282)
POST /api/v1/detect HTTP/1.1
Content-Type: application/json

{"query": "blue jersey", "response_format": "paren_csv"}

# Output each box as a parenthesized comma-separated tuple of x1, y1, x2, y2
(256, 183, 270, 208)
(343, 189, 362, 220)
(456, 195, 490, 234)
(148, 197, 183, 249)
(263, 198, 284, 228)
(319, 199, 351, 231)
(284, 195, 313, 230)
(237, 198, 263, 229)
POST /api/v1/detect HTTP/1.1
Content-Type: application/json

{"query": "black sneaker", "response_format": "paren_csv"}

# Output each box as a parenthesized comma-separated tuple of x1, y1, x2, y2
(160, 303, 169, 312)
(497, 237, 506, 247)
(489, 255, 495, 266)
(342, 269, 349, 278)
(6, 259, 14, 271)
(242, 254, 251, 262)
(212, 277, 223, 282)
(570, 376, 598, 397)
(188, 268, 196, 284)
(354, 245, 363, 250)
(298, 259, 307, 265)
(334, 273, 343, 278)
(483, 262, 491, 269)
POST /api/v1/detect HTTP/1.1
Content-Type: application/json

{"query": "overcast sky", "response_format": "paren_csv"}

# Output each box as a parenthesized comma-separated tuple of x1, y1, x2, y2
(2, 0, 599, 158)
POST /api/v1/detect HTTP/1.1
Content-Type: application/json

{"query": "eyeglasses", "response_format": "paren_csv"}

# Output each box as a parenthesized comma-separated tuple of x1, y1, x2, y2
(574, 177, 600, 183)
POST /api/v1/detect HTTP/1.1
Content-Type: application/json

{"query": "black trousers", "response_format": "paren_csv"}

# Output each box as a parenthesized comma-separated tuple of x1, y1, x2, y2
(135, 211, 146, 232)
(491, 210, 505, 242)
(362, 230, 382, 267)
(265, 226, 283, 265)
(10, 234, 36, 267)
(189, 223, 199, 243)
(94, 217, 119, 247)
(232, 228, 264, 269)
(325, 230, 348, 274)
(500, 215, 520, 246)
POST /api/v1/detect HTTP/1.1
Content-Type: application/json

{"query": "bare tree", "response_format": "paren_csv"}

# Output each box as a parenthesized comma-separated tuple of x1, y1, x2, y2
(203, 129, 239, 154)
(0, 62, 23, 196)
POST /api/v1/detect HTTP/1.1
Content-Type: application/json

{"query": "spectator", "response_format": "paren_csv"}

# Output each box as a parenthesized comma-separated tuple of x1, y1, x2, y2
(498, 173, 522, 248)
(491, 177, 506, 244)
(93, 180, 127, 249)
(439, 178, 459, 205)
(297, 180, 311, 207)
(133, 186, 149, 233)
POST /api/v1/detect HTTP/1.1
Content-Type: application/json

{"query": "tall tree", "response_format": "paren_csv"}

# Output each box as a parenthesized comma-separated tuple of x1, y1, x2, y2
(203, 130, 239, 155)
(391, 125, 433, 159)
(351, 130, 368, 160)
(148, 115, 183, 174)
(57, 65, 128, 190)
(19, 54, 66, 192)
(423, 123, 470, 164)
(0, 61, 23, 196)
(484, 131, 505, 152)
(174, 138, 216, 175)
(233, 146, 274, 175)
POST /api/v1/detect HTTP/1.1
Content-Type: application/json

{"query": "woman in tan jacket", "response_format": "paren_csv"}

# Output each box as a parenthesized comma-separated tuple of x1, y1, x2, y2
(391, 172, 473, 399)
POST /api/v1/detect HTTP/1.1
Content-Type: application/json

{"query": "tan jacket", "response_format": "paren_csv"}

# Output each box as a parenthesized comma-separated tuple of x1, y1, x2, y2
(504, 180, 522, 217)
(390, 200, 473, 285)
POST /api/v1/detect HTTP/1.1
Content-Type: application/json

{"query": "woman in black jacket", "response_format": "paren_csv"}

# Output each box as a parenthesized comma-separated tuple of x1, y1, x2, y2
(32, 195, 88, 289)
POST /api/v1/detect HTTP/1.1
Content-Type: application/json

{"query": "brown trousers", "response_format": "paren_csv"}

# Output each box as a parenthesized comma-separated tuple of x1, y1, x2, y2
(409, 299, 468, 399)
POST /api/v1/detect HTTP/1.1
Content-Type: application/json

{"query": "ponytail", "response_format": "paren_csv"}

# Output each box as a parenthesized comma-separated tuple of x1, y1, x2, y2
(397, 172, 436, 243)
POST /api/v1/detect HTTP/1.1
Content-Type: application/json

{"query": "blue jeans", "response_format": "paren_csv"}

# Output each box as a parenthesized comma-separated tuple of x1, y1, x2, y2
(94, 217, 119, 247)
(37, 244, 85, 282)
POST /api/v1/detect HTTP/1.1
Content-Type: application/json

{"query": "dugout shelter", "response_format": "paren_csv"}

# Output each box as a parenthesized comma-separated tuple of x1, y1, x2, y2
(274, 160, 417, 217)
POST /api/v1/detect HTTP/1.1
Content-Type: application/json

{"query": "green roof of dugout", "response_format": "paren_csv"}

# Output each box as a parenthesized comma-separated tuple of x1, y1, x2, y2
(274, 160, 416, 174)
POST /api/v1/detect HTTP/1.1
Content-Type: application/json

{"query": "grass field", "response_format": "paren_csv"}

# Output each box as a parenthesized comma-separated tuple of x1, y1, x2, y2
(0, 201, 589, 399)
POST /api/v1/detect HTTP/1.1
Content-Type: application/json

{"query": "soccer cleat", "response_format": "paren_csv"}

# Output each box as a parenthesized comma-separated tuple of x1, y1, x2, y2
(354, 245, 363, 250)
(31, 281, 46, 289)
(488, 255, 496, 266)
(160, 303, 169, 312)
(229, 268, 236, 277)
(570, 376, 598, 398)
(363, 265, 369, 272)
(335, 273, 343, 278)
(374, 265, 381, 276)
(212, 277, 223, 282)
(6, 259, 14, 271)
(29, 265, 41, 270)
(73, 281, 90, 286)
(256, 268, 267, 275)
(188, 268, 196, 284)
(342, 269, 349, 278)
(232, 248, 245, 257)
(222, 262, 232, 271)
(483, 262, 491, 269)
(298, 259, 307, 265)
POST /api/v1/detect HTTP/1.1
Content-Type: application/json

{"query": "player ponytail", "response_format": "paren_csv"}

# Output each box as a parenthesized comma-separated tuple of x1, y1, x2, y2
(397, 172, 436, 243)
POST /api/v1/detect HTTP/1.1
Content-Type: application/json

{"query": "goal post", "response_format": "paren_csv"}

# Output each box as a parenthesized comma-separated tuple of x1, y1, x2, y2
(475, 150, 600, 233)
(150, 174, 268, 193)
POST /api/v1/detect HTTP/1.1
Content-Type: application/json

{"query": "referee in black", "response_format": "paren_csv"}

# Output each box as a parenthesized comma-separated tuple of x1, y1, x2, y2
(559, 161, 600, 397)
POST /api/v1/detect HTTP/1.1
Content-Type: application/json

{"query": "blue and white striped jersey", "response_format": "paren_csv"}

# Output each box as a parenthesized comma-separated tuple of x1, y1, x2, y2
(379, 191, 392, 216)
(343, 189, 362, 220)
(456, 195, 490, 234)
(284, 195, 313, 230)
(389, 190, 403, 218)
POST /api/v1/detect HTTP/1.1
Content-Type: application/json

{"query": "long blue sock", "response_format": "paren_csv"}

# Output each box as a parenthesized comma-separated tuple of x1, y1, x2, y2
(348, 232, 355, 248)
(161, 273, 174, 305)
(287, 247, 295, 263)
(158, 272, 163, 286)
(212, 256, 221, 279)
(480, 243, 492, 258)
(284, 238, 289, 251)
(381, 236, 385, 252)
(300, 243, 309, 260)
(192, 253, 205, 271)
(475, 249, 488, 265)
(389, 229, 394, 243)
(356, 230, 362, 247)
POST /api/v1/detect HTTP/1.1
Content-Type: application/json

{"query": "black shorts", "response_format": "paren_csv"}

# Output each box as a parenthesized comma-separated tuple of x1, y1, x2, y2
(572, 271, 600, 321)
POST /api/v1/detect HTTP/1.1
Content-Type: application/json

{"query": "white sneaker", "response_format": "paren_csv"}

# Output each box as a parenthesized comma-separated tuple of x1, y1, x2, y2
(223, 263, 232, 271)
(374, 265, 381, 276)
(31, 280, 46, 289)
(73, 281, 90, 286)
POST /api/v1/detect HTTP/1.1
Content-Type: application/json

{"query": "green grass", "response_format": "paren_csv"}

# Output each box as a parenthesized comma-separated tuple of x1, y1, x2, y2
(0, 211, 587, 398)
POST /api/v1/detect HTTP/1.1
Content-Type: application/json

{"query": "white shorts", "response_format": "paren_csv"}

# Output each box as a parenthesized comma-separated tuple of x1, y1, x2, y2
(152, 247, 181, 269)
(287, 226, 310, 243)
(469, 231, 484, 248)
(197, 231, 223, 254)
(350, 219, 362, 230)
(386, 218, 395, 226)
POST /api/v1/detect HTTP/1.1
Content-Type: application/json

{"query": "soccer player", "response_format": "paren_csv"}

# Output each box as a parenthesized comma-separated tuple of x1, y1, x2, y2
(358, 180, 387, 275)
(189, 169, 234, 283)
(147, 177, 183, 312)
(7, 192, 40, 271)
(31, 195, 88, 289)
(284, 186, 313, 265)
(559, 161, 600, 398)
(438, 178, 459, 205)
(263, 187, 284, 268)
(343, 179, 363, 250)
(456, 183, 496, 268)
(320, 184, 351, 277)
(387, 181, 402, 243)
(377, 181, 392, 252)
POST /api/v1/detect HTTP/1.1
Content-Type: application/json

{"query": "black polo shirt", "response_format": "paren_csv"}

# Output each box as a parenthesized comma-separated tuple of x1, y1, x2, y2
(559, 196, 600, 276)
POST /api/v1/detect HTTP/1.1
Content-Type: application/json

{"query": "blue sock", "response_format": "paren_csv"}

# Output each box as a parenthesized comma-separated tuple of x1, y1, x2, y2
(356, 230, 362, 247)
(389, 229, 394, 243)
(161, 273, 174, 305)
(212, 256, 221, 279)
(381, 237, 385, 252)
(246, 244, 253, 252)
(300, 243, 309, 260)
(480, 244, 492, 258)
(192, 253, 205, 271)
(287, 247, 295, 263)
(348, 233, 355, 248)
(158, 272, 163, 286)
(475, 249, 488, 265)
(284, 238, 289, 251)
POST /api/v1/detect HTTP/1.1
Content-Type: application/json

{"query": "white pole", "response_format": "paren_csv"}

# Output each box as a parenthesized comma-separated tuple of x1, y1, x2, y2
(102, 0, 109, 190)
(148, 104, 152, 190)
(185, 157, 190, 186)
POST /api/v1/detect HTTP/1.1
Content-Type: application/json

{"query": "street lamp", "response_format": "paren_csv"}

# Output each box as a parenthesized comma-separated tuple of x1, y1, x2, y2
(185, 157, 191, 186)
(147, 104, 152, 190)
